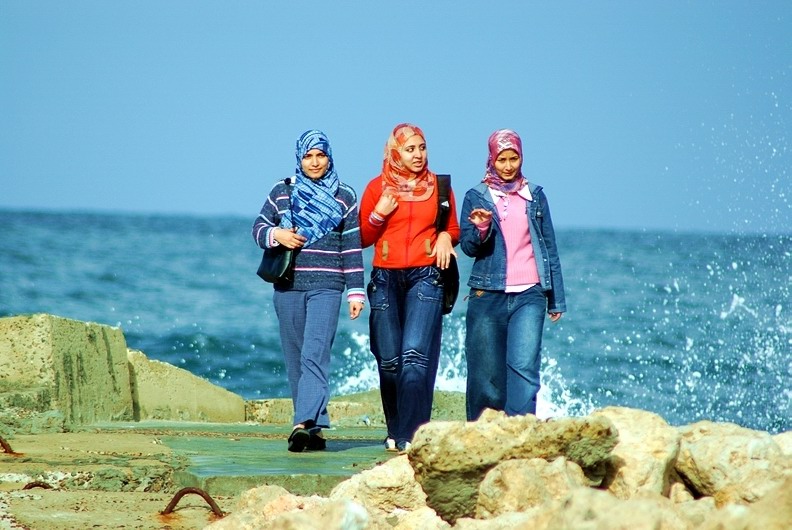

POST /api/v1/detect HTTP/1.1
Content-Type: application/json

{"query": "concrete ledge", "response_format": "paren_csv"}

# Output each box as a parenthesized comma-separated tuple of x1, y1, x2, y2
(0, 314, 133, 425)
(246, 389, 466, 426)
(128, 349, 245, 423)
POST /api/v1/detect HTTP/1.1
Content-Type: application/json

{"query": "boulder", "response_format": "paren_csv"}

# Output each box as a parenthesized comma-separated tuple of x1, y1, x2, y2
(698, 475, 792, 530)
(205, 486, 327, 529)
(408, 409, 618, 522)
(328, 455, 427, 515)
(262, 500, 379, 530)
(390, 506, 451, 530)
(542, 488, 690, 530)
(453, 511, 549, 529)
(475, 457, 587, 518)
(593, 406, 681, 499)
(675, 421, 791, 506)
(774, 430, 792, 456)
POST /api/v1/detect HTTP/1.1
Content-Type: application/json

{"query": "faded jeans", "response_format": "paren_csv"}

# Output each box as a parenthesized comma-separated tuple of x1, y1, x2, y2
(273, 288, 342, 428)
(465, 285, 547, 420)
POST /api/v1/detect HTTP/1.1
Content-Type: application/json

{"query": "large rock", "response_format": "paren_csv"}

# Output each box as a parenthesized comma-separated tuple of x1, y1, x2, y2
(475, 457, 587, 518)
(328, 455, 428, 515)
(774, 430, 792, 456)
(408, 409, 618, 522)
(593, 406, 681, 499)
(205, 486, 327, 529)
(128, 349, 244, 422)
(207, 492, 390, 530)
(453, 511, 548, 529)
(0, 314, 133, 425)
(675, 421, 791, 506)
(698, 475, 792, 530)
(541, 488, 690, 530)
(390, 506, 450, 530)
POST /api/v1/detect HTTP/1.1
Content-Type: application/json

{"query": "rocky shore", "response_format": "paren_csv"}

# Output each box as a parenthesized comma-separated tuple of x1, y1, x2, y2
(1, 314, 790, 529)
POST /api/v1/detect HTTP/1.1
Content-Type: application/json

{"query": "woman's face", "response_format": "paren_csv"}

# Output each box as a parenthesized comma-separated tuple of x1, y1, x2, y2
(301, 148, 329, 179)
(398, 135, 427, 174)
(493, 149, 521, 181)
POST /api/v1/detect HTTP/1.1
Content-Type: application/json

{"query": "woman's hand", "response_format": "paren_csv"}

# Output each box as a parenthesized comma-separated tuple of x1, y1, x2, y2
(274, 227, 306, 249)
(431, 231, 457, 270)
(468, 208, 493, 226)
(349, 301, 364, 320)
(374, 191, 399, 217)
(548, 312, 562, 322)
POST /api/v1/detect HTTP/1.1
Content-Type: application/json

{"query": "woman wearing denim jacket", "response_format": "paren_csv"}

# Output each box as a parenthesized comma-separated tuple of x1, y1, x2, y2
(360, 123, 460, 453)
(460, 129, 566, 421)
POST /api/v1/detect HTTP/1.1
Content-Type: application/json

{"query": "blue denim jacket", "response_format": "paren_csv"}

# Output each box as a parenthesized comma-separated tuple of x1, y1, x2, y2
(459, 182, 566, 313)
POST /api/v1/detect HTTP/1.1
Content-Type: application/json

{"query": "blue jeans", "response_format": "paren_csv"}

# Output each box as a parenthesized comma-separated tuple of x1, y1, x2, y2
(465, 285, 547, 420)
(368, 266, 443, 444)
(273, 288, 342, 428)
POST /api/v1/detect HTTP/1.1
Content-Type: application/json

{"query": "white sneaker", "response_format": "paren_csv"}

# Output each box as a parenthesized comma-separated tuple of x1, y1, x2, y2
(397, 441, 411, 454)
(384, 438, 397, 452)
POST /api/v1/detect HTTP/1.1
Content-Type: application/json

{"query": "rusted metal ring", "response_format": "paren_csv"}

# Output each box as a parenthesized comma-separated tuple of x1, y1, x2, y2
(161, 487, 224, 517)
(23, 481, 53, 490)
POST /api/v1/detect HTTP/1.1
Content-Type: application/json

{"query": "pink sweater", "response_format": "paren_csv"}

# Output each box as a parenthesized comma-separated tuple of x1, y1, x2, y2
(476, 187, 540, 292)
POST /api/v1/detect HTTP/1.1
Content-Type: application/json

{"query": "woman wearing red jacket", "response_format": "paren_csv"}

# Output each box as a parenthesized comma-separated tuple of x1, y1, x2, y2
(359, 123, 460, 453)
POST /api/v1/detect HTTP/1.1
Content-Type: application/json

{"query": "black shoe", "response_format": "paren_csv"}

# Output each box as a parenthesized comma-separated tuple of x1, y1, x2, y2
(307, 432, 326, 451)
(288, 427, 310, 452)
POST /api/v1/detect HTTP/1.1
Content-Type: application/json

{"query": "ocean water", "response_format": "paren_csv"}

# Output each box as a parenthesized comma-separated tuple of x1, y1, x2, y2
(1, 210, 789, 434)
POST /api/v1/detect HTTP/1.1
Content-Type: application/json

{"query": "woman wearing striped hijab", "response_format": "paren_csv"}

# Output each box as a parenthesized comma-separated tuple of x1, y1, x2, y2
(459, 129, 566, 421)
(359, 123, 460, 454)
(252, 129, 365, 452)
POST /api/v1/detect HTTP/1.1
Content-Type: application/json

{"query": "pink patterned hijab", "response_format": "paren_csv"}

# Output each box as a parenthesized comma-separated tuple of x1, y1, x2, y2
(381, 123, 435, 202)
(483, 129, 526, 194)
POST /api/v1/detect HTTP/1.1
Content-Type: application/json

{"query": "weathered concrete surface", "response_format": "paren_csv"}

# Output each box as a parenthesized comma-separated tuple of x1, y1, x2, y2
(0, 314, 133, 425)
(3, 490, 231, 530)
(0, 422, 394, 529)
(0, 422, 394, 494)
(128, 349, 245, 423)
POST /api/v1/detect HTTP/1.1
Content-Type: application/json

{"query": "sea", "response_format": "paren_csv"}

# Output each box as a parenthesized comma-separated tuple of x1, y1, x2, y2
(1, 210, 789, 435)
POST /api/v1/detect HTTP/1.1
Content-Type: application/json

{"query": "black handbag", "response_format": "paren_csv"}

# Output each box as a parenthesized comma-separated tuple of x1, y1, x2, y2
(256, 246, 295, 284)
(435, 174, 460, 315)
(256, 178, 297, 284)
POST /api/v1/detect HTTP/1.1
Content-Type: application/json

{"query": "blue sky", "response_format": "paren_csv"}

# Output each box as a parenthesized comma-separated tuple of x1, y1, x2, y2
(2, 1, 790, 234)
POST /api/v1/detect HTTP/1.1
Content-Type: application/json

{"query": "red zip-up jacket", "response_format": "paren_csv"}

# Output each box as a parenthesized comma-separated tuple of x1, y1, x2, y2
(359, 175, 460, 269)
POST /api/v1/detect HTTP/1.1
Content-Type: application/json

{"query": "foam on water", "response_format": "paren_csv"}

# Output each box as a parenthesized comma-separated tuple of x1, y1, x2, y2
(334, 315, 595, 420)
(2, 211, 789, 434)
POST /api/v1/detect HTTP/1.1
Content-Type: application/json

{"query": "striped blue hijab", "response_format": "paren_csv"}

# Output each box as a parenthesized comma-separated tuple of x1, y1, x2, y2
(284, 130, 344, 246)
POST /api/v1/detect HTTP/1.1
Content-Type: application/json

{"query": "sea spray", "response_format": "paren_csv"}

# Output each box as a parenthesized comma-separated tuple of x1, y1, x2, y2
(2, 212, 788, 434)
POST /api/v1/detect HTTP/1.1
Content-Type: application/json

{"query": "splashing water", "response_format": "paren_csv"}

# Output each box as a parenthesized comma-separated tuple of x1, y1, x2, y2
(333, 313, 595, 420)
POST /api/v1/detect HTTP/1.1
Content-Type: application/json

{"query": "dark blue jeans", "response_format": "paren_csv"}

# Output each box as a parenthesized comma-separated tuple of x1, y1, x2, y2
(465, 285, 547, 420)
(368, 266, 443, 444)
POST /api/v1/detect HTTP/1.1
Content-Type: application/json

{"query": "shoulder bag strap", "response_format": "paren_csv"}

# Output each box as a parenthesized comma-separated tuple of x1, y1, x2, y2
(435, 173, 451, 232)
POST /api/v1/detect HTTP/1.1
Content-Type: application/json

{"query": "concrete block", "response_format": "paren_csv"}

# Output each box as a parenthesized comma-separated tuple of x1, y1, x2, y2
(127, 349, 245, 423)
(0, 314, 134, 425)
